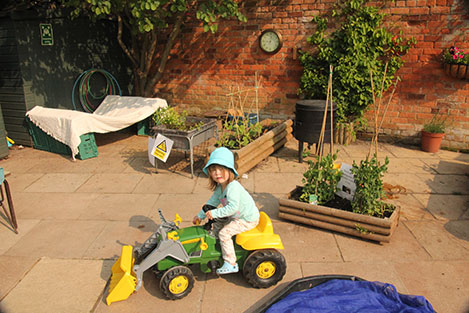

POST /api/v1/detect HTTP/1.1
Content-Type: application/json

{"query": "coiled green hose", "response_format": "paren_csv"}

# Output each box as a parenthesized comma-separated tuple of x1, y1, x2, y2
(72, 69, 122, 112)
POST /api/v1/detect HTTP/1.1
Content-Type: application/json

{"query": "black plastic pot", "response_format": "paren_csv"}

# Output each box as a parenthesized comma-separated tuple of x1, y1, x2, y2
(294, 100, 337, 162)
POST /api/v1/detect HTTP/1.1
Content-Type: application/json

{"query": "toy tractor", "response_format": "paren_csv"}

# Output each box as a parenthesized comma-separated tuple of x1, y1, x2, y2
(106, 209, 286, 305)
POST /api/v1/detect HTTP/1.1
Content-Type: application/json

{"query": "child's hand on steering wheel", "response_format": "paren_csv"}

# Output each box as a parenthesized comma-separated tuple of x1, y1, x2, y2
(192, 216, 201, 225)
(206, 210, 213, 220)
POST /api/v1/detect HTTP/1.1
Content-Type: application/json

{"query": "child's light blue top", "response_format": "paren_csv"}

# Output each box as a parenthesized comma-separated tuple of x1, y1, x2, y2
(197, 180, 259, 223)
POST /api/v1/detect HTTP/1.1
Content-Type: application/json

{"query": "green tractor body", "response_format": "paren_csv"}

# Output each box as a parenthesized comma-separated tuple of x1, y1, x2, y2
(106, 210, 286, 305)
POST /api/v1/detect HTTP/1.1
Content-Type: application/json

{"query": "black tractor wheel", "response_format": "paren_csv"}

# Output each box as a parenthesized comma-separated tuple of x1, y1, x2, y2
(159, 265, 194, 300)
(243, 249, 287, 288)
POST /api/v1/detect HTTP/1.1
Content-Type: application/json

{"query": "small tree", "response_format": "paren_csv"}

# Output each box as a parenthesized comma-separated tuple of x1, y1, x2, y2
(59, 0, 247, 97)
(298, 0, 415, 123)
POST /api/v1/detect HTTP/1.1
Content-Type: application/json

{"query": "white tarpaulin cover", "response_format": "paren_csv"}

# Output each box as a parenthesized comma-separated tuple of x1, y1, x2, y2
(26, 95, 167, 158)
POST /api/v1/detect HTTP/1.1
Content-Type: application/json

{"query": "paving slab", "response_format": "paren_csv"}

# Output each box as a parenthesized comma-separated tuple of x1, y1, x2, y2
(83, 220, 157, 259)
(0, 219, 41, 255)
(150, 193, 214, 222)
(85, 156, 134, 173)
(253, 172, 302, 194)
(421, 158, 469, 175)
(1, 134, 467, 313)
(274, 221, 343, 263)
(95, 270, 205, 313)
(252, 192, 282, 220)
(13, 192, 99, 219)
(76, 173, 143, 193)
(413, 194, 469, 221)
(4, 220, 107, 258)
(420, 173, 469, 195)
(132, 173, 197, 194)
(251, 156, 280, 173)
(334, 222, 432, 263)
(200, 261, 302, 313)
(383, 144, 440, 159)
(277, 157, 309, 173)
(0, 258, 110, 313)
(386, 157, 437, 174)
(3, 173, 43, 193)
(239, 174, 255, 193)
(443, 220, 469, 245)
(244, 262, 303, 313)
(384, 193, 435, 221)
(436, 150, 469, 161)
(340, 141, 390, 158)
(404, 220, 469, 260)
(24, 156, 101, 174)
(393, 260, 469, 313)
(301, 261, 408, 294)
(124, 157, 157, 174)
(0, 255, 38, 300)
(382, 173, 434, 194)
(192, 174, 215, 196)
(23, 173, 93, 193)
(78, 193, 159, 221)
(0, 156, 47, 174)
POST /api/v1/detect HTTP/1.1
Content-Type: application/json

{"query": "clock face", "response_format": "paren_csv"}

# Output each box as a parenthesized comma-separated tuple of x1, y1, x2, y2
(259, 30, 282, 54)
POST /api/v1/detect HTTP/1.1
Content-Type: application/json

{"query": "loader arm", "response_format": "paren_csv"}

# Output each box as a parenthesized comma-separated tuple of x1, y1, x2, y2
(134, 239, 190, 291)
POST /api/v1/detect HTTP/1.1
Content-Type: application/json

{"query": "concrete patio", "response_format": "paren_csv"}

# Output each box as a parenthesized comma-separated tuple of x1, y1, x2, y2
(0, 130, 468, 313)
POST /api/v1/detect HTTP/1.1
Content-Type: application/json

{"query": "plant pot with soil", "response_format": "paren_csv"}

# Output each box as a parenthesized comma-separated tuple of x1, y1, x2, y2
(421, 111, 447, 153)
(278, 154, 399, 243)
(208, 118, 293, 176)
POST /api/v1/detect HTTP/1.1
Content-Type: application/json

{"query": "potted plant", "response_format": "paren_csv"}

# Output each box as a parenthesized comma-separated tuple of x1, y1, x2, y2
(208, 74, 293, 176)
(280, 65, 400, 243)
(151, 106, 218, 178)
(298, 0, 415, 142)
(442, 46, 469, 80)
(421, 113, 447, 153)
(212, 117, 293, 176)
(278, 154, 399, 243)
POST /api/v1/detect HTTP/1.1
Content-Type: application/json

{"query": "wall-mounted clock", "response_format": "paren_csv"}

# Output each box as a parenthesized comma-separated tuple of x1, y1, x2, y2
(259, 29, 282, 54)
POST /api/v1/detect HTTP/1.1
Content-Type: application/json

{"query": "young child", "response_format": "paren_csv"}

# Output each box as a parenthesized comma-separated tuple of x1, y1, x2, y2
(192, 147, 259, 274)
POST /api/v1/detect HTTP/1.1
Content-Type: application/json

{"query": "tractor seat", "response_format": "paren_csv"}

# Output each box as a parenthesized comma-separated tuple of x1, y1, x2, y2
(235, 212, 284, 250)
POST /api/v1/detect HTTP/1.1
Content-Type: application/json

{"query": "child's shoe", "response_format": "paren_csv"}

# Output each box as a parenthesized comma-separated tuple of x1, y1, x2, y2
(216, 262, 239, 274)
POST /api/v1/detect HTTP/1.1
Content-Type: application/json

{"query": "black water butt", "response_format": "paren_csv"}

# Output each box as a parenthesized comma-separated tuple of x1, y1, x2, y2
(294, 100, 337, 162)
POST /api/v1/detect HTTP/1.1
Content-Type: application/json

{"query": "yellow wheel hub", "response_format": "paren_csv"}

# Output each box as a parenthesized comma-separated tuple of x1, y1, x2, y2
(169, 276, 189, 294)
(256, 261, 276, 279)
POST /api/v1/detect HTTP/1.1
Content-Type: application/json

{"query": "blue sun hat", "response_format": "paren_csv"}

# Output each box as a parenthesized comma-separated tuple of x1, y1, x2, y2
(203, 147, 239, 177)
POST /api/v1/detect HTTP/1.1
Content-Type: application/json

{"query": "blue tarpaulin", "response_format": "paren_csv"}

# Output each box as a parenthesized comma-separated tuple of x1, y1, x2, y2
(266, 279, 435, 313)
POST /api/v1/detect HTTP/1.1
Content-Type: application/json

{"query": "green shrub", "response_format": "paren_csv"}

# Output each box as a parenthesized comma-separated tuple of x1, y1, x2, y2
(300, 153, 342, 205)
(299, 0, 415, 123)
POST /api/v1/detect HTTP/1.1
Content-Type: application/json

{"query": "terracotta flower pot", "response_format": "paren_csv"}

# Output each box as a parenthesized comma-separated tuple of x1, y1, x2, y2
(444, 63, 469, 80)
(421, 130, 444, 153)
(457, 65, 467, 79)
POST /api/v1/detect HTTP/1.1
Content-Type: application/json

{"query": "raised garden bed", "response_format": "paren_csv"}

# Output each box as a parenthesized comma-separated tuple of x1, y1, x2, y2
(152, 117, 217, 150)
(278, 186, 400, 243)
(151, 117, 217, 178)
(208, 119, 293, 176)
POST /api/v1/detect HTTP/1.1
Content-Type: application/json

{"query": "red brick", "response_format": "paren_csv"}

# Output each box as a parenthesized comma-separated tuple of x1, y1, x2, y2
(430, 7, 451, 14)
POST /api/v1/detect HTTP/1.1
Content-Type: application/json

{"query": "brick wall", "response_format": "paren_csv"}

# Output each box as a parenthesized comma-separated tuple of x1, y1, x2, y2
(155, 0, 469, 150)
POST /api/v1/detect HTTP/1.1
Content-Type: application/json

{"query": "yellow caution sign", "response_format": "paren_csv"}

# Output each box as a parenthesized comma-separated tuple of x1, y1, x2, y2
(157, 140, 167, 152)
(150, 134, 173, 162)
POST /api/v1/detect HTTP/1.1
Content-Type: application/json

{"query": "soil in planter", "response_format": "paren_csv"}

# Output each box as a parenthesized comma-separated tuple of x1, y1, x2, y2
(216, 119, 281, 149)
(292, 187, 395, 219)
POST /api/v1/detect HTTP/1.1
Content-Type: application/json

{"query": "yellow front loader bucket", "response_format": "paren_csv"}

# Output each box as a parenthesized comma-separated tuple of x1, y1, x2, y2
(106, 245, 137, 305)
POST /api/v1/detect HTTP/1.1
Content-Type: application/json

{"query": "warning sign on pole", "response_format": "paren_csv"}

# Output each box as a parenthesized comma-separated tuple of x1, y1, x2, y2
(150, 134, 173, 162)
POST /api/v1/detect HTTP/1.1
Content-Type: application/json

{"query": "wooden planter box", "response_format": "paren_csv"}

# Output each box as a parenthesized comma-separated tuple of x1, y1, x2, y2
(208, 119, 293, 176)
(278, 187, 400, 243)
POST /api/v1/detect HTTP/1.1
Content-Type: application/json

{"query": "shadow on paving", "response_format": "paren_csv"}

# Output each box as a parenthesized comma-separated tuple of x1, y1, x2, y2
(427, 157, 469, 242)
